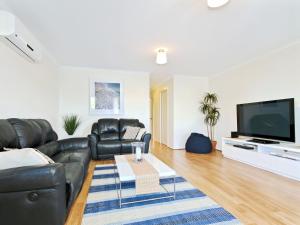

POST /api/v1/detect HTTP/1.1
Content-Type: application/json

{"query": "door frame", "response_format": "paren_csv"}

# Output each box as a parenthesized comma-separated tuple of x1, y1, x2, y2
(160, 89, 168, 145)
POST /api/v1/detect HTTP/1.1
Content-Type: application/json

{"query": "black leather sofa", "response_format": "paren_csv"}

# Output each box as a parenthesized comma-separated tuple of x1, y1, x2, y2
(89, 118, 151, 159)
(0, 118, 91, 225)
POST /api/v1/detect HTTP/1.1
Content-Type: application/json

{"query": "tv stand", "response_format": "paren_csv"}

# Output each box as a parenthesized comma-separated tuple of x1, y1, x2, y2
(247, 138, 280, 144)
(222, 137, 300, 181)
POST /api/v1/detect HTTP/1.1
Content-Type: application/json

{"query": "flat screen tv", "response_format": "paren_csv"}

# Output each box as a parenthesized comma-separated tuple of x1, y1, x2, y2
(237, 98, 295, 142)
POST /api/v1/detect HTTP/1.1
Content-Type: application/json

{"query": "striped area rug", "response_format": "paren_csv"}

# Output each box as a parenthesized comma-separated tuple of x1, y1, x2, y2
(82, 164, 241, 225)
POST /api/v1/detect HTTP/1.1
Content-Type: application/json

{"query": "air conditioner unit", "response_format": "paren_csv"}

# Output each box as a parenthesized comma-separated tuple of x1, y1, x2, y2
(4, 33, 42, 62)
(0, 10, 42, 62)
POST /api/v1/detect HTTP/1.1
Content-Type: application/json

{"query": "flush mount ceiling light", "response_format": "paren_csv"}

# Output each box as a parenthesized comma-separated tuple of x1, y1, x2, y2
(0, 10, 15, 36)
(207, 0, 230, 8)
(156, 48, 168, 65)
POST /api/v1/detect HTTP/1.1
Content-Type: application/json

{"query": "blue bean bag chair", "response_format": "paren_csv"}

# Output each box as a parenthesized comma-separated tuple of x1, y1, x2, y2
(185, 133, 212, 154)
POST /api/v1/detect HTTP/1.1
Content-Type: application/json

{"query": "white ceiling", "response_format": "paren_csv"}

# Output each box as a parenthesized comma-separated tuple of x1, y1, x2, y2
(3, 0, 300, 87)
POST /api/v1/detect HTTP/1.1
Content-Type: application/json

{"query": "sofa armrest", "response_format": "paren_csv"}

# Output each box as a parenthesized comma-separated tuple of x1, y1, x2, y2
(0, 164, 66, 225)
(142, 133, 152, 153)
(88, 134, 99, 160)
(0, 163, 65, 192)
(58, 137, 89, 152)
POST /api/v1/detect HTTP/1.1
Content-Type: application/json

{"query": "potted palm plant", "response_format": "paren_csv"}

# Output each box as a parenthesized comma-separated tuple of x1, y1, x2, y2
(63, 115, 81, 136)
(200, 93, 220, 150)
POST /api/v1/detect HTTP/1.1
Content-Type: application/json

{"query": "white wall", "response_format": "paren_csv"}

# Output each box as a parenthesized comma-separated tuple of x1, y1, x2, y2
(2, 1, 298, 147)
(58, 66, 150, 138)
(210, 42, 300, 149)
(0, 7, 59, 129)
(152, 75, 209, 149)
(172, 76, 209, 149)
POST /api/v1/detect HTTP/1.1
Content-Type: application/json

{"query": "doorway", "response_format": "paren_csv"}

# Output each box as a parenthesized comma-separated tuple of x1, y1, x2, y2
(160, 90, 168, 145)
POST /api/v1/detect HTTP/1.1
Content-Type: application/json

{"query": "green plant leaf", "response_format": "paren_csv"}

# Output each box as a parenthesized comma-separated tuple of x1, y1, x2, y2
(199, 102, 210, 114)
(203, 93, 218, 104)
(200, 93, 220, 137)
(63, 115, 81, 135)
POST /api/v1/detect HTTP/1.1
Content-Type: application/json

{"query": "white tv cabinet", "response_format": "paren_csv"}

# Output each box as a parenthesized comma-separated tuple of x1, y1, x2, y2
(222, 137, 300, 181)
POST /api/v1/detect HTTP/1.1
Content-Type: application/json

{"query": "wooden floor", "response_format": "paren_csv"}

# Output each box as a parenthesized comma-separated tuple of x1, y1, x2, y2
(65, 142, 300, 225)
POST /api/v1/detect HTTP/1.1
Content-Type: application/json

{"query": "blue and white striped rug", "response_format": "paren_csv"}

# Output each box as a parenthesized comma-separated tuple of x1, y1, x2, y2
(82, 164, 241, 225)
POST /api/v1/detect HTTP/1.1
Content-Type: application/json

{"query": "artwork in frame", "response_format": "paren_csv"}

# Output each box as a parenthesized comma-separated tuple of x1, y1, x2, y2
(90, 80, 124, 115)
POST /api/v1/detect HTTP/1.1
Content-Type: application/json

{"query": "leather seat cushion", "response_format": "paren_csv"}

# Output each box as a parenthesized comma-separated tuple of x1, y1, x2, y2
(121, 140, 136, 154)
(31, 119, 58, 143)
(99, 132, 119, 141)
(52, 149, 90, 176)
(97, 140, 121, 155)
(64, 162, 84, 209)
(98, 119, 120, 141)
(8, 119, 43, 148)
(37, 141, 59, 157)
(0, 120, 19, 148)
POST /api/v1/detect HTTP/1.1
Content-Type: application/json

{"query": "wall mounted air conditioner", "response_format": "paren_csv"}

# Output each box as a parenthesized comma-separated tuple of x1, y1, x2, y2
(0, 10, 42, 62)
(4, 33, 42, 62)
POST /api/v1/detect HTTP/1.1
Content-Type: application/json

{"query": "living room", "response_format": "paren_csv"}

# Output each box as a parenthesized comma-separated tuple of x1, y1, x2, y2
(0, 0, 300, 225)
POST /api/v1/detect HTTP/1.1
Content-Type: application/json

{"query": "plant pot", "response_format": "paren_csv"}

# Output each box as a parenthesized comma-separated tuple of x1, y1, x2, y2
(211, 141, 217, 151)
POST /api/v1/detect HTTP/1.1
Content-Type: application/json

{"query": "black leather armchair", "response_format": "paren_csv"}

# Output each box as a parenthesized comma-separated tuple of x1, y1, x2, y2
(89, 118, 152, 160)
(0, 118, 91, 225)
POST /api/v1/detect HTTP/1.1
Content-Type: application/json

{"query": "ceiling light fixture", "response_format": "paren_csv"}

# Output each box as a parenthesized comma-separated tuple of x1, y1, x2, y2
(0, 10, 15, 36)
(156, 48, 167, 65)
(207, 0, 230, 8)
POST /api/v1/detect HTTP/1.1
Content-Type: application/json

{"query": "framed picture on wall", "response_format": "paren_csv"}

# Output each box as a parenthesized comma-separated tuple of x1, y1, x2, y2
(90, 79, 124, 115)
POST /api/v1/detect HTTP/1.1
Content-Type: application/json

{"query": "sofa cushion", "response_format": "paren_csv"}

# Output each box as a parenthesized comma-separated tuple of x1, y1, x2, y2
(119, 119, 140, 140)
(58, 138, 89, 152)
(32, 119, 58, 144)
(64, 162, 84, 209)
(37, 141, 59, 157)
(0, 120, 19, 148)
(122, 126, 140, 140)
(52, 149, 90, 176)
(98, 119, 119, 141)
(8, 119, 43, 148)
(121, 140, 135, 154)
(97, 140, 121, 155)
(136, 128, 147, 140)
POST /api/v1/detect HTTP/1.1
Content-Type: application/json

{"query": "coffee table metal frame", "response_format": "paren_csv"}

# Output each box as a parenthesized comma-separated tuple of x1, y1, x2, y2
(113, 157, 176, 208)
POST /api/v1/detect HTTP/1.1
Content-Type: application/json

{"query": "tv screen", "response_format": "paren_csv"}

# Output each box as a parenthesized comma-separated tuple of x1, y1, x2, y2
(237, 98, 295, 142)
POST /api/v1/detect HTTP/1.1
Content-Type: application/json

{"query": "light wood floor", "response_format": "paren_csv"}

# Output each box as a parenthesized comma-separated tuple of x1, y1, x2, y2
(65, 142, 300, 225)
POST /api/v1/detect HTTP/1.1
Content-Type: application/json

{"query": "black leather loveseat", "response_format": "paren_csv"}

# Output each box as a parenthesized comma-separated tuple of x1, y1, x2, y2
(0, 118, 91, 225)
(89, 118, 151, 159)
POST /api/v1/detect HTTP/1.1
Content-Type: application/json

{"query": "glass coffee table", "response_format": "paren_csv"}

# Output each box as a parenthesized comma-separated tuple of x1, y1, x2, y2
(114, 153, 176, 208)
